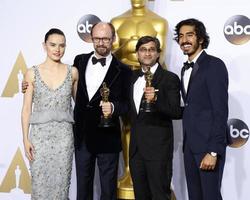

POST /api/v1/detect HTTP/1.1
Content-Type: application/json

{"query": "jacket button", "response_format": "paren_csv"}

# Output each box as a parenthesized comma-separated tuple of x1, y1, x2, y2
(185, 103, 188, 106)
(86, 104, 93, 108)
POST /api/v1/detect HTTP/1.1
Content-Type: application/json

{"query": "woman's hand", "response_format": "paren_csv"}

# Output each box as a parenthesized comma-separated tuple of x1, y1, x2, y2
(23, 139, 34, 161)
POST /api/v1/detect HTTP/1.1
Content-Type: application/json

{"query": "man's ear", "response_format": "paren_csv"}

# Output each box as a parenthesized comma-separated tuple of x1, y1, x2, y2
(136, 51, 139, 59)
(112, 35, 116, 43)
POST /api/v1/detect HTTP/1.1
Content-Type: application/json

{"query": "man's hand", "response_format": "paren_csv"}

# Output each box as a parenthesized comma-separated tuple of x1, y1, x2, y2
(144, 87, 156, 102)
(100, 101, 112, 117)
(22, 81, 29, 93)
(200, 153, 217, 170)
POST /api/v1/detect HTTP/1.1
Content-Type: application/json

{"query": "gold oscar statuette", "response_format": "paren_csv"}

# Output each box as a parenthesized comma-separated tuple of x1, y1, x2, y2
(111, 0, 168, 70)
(99, 82, 114, 127)
(140, 68, 156, 113)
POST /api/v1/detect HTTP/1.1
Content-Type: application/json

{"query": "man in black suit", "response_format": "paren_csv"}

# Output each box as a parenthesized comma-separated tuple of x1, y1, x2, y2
(73, 22, 131, 200)
(174, 18, 229, 200)
(129, 36, 182, 200)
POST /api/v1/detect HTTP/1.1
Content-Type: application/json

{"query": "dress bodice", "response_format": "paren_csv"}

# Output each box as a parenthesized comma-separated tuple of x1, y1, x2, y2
(29, 65, 74, 124)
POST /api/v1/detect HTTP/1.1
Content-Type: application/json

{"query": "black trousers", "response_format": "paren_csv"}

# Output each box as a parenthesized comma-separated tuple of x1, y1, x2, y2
(75, 142, 119, 200)
(129, 151, 172, 200)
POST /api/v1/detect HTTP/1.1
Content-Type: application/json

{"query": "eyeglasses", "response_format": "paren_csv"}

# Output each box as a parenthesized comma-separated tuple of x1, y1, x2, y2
(138, 47, 157, 53)
(92, 37, 112, 43)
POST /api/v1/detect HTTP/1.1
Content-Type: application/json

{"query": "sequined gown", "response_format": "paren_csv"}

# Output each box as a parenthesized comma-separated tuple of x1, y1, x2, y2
(29, 65, 74, 200)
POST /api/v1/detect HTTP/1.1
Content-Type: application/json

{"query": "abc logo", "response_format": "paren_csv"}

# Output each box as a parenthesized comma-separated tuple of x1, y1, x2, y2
(77, 14, 101, 43)
(224, 15, 250, 45)
(227, 118, 249, 148)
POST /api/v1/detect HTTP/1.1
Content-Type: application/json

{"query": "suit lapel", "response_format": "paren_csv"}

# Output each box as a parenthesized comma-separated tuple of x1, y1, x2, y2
(152, 64, 164, 89)
(180, 66, 187, 102)
(132, 70, 142, 84)
(90, 55, 121, 103)
(186, 51, 207, 97)
(131, 70, 143, 116)
(79, 52, 94, 101)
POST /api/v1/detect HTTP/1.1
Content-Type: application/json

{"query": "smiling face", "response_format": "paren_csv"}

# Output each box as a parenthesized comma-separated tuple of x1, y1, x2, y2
(178, 25, 203, 61)
(137, 41, 160, 69)
(43, 33, 66, 62)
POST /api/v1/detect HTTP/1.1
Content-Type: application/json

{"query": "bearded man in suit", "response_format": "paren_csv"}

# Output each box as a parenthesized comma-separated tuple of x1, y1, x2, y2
(174, 18, 229, 200)
(73, 22, 132, 200)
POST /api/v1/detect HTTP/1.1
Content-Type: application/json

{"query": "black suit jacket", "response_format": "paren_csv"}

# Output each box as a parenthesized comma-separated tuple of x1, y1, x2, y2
(182, 51, 229, 156)
(129, 64, 182, 161)
(73, 52, 132, 153)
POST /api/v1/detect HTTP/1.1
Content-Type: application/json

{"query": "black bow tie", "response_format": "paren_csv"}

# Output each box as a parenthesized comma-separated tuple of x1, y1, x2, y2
(183, 62, 194, 70)
(92, 56, 106, 66)
(138, 70, 144, 77)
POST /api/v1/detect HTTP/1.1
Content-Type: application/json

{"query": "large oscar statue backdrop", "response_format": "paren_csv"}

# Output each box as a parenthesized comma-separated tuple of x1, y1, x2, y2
(1, 0, 250, 200)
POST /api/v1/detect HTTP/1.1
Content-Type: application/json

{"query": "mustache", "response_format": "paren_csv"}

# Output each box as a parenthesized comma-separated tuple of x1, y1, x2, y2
(96, 45, 107, 48)
(181, 42, 192, 47)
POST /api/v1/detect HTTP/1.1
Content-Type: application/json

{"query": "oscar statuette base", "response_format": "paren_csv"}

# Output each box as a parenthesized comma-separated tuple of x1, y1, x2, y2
(117, 170, 134, 200)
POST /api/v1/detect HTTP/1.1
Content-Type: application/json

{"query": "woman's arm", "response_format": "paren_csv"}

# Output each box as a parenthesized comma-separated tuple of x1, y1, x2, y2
(21, 68, 35, 161)
(71, 66, 79, 101)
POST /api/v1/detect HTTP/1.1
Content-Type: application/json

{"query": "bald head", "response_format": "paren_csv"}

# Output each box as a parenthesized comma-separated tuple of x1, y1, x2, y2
(91, 22, 115, 38)
(90, 22, 116, 57)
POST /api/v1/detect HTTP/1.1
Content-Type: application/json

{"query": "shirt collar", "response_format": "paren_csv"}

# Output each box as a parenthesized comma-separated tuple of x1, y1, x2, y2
(188, 50, 204, 64)
(142, 63, 158, 74)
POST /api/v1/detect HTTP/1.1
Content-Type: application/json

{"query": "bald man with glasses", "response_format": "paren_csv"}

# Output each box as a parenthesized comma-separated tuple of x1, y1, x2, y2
(73, 22, 132, 200)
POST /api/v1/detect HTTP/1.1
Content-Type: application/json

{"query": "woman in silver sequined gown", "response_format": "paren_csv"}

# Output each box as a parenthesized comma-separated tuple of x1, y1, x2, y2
(21, 28, 78, 200)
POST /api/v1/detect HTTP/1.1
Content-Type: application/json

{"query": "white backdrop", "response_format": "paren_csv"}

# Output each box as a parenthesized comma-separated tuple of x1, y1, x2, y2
(0, 0, 250, 199)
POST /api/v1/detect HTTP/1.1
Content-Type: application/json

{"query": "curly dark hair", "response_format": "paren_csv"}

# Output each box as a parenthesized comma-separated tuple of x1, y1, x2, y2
(174, 18, 210, 49)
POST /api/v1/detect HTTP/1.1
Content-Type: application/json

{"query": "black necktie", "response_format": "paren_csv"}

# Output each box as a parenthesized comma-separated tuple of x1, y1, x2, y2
(183, 61, 194, 71)
(92, 56, 106, 66)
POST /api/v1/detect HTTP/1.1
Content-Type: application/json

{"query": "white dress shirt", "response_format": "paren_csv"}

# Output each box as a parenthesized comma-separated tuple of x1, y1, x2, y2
(85, 53, 112, 100)
(133, 63, 158, 113)
(181, 50, 204, 105)
(183, 50, 204, 92)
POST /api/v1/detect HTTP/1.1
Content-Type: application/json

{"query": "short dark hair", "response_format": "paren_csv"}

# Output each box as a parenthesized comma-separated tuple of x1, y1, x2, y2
(44, 28, 65, 43)
(174, 18, 210, 49)
(90, 22, 116, 38)
(135, 36, 161, 53)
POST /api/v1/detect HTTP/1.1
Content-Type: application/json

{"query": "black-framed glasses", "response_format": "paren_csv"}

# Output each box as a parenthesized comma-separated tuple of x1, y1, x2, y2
(138, 47, 157, 53)
(92, 37, 112, 43)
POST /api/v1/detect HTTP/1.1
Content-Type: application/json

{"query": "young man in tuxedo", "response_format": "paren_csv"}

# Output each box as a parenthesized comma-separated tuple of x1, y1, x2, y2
(174, 18, 229, 200)
(129, 36, 182, 200)
(73, 22, 131, 200)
